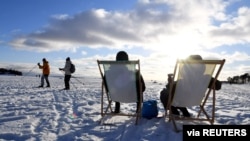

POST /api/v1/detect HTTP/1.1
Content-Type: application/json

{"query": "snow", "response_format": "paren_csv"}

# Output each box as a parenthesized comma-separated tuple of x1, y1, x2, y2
(0, 75, 249, 141)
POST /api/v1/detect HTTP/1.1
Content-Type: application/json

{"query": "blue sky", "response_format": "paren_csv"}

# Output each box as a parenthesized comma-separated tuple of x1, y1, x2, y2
(1, 0, 250, 81)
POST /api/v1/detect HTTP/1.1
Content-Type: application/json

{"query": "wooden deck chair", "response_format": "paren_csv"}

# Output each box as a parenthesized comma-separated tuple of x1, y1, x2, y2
(166, 59, 225, 132)
(97, 60, 143, 125)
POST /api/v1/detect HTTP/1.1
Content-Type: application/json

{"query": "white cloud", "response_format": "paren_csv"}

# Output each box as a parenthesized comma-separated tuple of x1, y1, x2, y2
(81, 51, 87, 55)
(6, 0, 250, 81)
(7, 0, 233, 52)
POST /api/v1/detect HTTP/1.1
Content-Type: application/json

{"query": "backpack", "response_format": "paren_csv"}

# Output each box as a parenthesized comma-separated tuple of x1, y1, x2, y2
(208, 77, 221, 90)
(70, 63, 75, 73)
(142, 100, 158, 119)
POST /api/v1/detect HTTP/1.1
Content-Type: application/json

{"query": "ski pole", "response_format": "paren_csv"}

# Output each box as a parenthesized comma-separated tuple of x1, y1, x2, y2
(22, 65, 37, 76)
(71, 75, 85, 85)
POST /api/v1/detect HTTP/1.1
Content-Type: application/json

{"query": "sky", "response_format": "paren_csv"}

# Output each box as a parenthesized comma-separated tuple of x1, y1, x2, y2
(0, 75, 249, 140)
(1, 0, 250, 81)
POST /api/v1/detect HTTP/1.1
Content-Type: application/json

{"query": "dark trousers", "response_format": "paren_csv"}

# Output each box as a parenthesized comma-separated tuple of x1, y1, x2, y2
(41, 74, 50, 87)
(114, 101, 141, 113)
(171, 106, 190, 117)
(64, 75, 71, 89)
(114, 102, 120, 113)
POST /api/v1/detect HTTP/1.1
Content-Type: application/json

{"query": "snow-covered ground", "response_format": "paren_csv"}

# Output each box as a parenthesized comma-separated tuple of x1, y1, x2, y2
(0, 75, 249, 141)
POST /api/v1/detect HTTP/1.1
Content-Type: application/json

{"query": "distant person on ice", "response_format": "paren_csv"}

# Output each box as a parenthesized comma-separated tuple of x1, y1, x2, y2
(59, 57, 72, 90)
(37, 58, 50, 88)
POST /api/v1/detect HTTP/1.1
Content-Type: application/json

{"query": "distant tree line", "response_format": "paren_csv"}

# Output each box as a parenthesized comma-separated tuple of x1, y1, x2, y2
(227, 73, 249, 84)
(0, 68, 22, 76)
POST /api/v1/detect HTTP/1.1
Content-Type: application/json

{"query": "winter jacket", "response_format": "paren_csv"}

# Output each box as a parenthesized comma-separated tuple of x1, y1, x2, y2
(38, 61, 50, 75)
(62, 60, 72, 75)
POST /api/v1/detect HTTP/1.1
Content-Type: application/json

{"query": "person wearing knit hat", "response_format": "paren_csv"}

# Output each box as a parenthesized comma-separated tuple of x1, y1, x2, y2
(116, 51, 129, 61)
(59, 57, 72, 90)
(160, 54, 222, 117)
(107, 51, 146, 113)
(37, 58, 50, 88)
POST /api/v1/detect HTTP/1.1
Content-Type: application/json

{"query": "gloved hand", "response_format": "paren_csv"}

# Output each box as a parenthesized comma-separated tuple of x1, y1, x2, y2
(37, 63, 40, 66)
(59, 68, 63, 71)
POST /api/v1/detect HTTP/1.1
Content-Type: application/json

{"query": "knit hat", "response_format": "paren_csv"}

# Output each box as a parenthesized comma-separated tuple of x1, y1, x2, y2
(187, 55, 202, 60)
(66, 57, 70, 61)
(116, 51, 129, 61)
(186, 54, 205, 74)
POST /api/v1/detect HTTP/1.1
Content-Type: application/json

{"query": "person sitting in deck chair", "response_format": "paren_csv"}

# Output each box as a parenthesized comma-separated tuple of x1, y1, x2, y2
(160, 55, 222, 117)
(104, 51, 146, 113)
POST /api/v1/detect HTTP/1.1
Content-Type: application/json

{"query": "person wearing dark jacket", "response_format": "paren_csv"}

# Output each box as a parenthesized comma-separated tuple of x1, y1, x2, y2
(160, 55, 222, 117)
(105, 51, 146, 113)
(59, 57, 72, 90)
(37, 58, 50, 88)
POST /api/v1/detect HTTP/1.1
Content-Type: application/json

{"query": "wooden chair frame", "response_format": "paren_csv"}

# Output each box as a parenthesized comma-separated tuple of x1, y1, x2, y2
(166, 59, 226, 132)
(97, 60, 142, 125)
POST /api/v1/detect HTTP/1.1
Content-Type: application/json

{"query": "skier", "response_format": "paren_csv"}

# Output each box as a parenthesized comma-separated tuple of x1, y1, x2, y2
(37, 58, 50, 88)
(59, 57, 72, 90)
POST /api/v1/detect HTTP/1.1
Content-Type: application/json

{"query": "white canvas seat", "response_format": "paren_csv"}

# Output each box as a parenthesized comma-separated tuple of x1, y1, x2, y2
(166, 59, 226, 132)
(97, 60, 143, 125)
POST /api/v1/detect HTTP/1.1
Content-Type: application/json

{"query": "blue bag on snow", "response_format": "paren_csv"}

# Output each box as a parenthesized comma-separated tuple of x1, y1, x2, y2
(142, 100, 158, 119)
